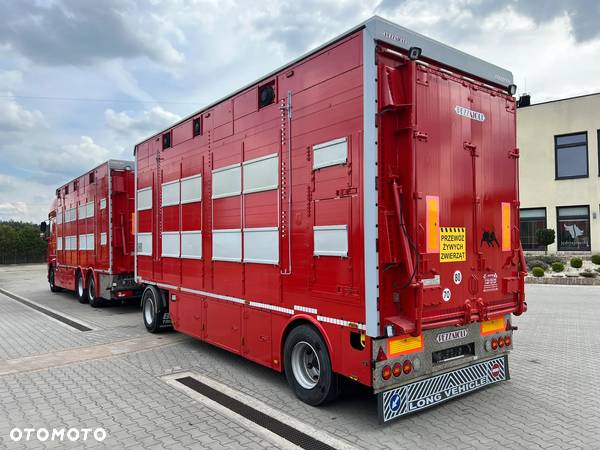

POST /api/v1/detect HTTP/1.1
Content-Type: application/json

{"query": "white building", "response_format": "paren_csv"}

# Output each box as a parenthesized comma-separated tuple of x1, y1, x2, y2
(518, 92, 600, 254)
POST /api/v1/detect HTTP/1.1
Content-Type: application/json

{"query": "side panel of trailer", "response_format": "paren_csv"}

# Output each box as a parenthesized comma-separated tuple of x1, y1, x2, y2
(136, 33, 372, 383)
(51, 160, 136, 300)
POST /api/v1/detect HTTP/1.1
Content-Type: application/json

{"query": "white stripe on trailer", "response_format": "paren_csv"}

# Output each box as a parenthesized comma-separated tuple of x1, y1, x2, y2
(143, 280, 366, 331)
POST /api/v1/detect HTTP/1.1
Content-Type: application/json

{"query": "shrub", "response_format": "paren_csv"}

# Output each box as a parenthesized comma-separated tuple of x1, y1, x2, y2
(551, 262, 565, 272)
(592, 254, 600, 265)
(531, 267, 545, 277)
(535, 228, 555, 252)
(570, 257, 583, 269)
(538, 255, 562, 265)
(581, 271, 597, 278)
(526, 258, 548, 271)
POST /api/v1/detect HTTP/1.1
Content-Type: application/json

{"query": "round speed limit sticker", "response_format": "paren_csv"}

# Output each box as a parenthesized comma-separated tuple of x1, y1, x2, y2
(453, 270, 462, 285)
(442, 288, 451, 302)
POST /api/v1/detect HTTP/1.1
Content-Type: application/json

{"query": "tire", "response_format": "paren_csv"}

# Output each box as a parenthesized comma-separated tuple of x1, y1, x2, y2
(142, 285, 168, 333)
(49, 266, 61, 292)
(87, 274, 103, 308)
(284, 324, 340, 406)
(76, 272, 88, 304)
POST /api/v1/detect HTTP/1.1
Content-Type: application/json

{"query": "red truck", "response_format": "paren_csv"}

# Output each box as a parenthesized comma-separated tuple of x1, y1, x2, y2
(45, 160, 141, 306)
(134, 16, 526, 421)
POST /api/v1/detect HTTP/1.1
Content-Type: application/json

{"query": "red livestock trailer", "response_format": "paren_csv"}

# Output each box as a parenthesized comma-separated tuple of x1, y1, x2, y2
(134, 16, 526, 421)
(45, 160, 141, 306)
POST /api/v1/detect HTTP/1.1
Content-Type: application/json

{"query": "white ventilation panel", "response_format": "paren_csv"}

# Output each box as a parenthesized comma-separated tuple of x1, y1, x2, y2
(313, 137, 348, 170)
(313, 225, 348, 257)
(243, 154, 278, 194)
(244, 227, 279, 264)
(212, 229, 242, 262)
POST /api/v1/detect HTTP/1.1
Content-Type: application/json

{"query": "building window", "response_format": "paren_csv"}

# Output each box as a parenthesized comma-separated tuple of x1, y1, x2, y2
(557, 206, 590, 251)
(555, 132, 588, 179)
(520, 208, 547, 250)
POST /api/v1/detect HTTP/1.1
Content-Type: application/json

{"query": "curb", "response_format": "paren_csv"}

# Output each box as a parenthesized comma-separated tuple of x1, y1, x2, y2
(525, 276, 600, 286)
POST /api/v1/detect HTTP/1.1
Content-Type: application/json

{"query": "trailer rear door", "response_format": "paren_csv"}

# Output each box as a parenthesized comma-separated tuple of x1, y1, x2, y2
(414, 67, 519, 328)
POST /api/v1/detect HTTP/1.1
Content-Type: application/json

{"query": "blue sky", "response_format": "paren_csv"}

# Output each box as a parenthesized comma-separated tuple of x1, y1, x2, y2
(1, 0, 599, 222)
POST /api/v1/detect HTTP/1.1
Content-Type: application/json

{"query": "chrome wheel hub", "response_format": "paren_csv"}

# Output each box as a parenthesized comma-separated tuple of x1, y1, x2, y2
(291, 341, 320, 389)
(144, 298, 154, 324)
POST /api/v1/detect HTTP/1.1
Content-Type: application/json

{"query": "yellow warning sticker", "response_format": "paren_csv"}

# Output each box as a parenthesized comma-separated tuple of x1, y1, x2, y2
(440, 227, 466, 262)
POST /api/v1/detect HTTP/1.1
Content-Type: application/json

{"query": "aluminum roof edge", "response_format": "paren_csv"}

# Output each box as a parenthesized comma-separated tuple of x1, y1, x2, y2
(56, 159, 134, 191)
(133, 15, 513, 154)
(366, 16, 513, 88)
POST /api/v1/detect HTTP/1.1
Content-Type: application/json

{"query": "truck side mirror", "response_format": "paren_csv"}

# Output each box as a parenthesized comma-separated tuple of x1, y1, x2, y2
(40, 221, 47, 233)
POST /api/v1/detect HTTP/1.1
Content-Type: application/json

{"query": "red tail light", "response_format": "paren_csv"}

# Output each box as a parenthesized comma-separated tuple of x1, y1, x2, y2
(505, 335, 511, 346)
(382, 365, 392, 380)
(376, 347, 387, 362)
(402, 360, 413, 374)
(392, 363, 402, 377)
(491, 338, 498, 350)
(498, 336, 505, 348)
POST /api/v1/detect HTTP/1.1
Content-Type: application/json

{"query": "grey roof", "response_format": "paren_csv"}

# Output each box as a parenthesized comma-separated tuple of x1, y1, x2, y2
(134, 16, 513, 153)
(56, 159, 134, 191)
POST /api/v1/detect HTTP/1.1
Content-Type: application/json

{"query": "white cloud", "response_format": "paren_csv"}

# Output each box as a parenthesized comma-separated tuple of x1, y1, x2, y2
(105, 106, 181, 147)
(0, 95, 46, 132)
(106, 106, 180, 133)
(0, 201, 28, 218)
(38, 136, 111, 177)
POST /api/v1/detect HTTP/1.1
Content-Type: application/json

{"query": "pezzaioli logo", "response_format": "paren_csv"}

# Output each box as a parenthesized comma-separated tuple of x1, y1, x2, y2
(9, 427, 107, 443)
(436, 328, 468, 343)
(454, 105, 485, 122)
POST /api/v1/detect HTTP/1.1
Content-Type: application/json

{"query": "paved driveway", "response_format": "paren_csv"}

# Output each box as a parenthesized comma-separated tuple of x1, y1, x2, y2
(0, 264, 598, 449)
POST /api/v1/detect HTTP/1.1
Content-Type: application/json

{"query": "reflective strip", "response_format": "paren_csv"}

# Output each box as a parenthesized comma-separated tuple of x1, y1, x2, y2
(294, 305, 317, 314)
(387, 335, 424, 356)
(317, 315, 366, 331)
(480, 317, 506, 335)
(502, 202, 511, 251)
(144, 281, 365, 330)
(249, 302, 294, 315)
(426, 195, 440, 253)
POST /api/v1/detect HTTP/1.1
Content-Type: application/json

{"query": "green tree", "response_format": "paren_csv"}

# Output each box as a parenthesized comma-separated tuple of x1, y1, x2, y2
(0, 221, 48, 264)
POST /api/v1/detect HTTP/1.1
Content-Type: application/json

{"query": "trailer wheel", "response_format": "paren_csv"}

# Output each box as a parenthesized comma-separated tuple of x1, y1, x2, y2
(142, 285, 166, 333)
(49, 266, 61, 293)
(76, 272, 88, 304)
(87, 274, 103, 308)
(284, 324, 340, 406)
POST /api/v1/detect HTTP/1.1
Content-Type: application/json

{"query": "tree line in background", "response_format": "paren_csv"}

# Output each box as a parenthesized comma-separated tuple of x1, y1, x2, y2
(0, 221, 47, 264)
